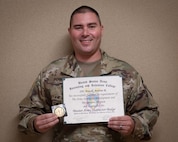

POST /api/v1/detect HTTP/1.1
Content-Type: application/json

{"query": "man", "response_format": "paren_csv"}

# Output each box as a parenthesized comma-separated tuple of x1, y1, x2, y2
(18, 6, 159, 142)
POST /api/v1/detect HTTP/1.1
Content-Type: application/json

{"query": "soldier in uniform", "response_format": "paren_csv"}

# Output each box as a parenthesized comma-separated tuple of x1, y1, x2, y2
(18, 5, 159, 142)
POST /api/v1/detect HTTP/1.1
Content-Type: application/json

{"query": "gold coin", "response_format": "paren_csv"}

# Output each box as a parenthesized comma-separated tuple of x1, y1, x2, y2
(54, 107, 65, 117)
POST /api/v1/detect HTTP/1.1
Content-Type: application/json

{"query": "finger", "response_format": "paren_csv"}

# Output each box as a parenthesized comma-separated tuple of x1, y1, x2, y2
(109, 116, 122, 121)
(108, 115, 134, 127)
(38, 118, 59, 130)
(36, 113, 58, 124)
(108, 119, 127, 126)
(36, 118, 59, 128)
(108, 122, 127, 130)
(108, 123, 131, 136)
(37, 113, 58, 120)
(34, 114, 59, 132)
(109, 115, 131, 121)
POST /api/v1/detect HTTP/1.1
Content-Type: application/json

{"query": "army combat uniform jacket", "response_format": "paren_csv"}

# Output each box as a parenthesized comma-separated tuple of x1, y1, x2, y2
(18, 51, 159, 142)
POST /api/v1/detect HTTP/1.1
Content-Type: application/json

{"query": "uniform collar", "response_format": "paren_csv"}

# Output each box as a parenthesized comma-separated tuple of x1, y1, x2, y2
(61, 50, 113, 77)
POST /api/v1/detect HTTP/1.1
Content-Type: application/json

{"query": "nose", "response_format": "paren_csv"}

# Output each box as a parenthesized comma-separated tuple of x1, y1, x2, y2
(82, 27, 89, 37)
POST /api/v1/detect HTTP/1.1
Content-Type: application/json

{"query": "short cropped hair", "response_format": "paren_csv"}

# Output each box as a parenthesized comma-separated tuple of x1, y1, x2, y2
(69, 5, 102, 27)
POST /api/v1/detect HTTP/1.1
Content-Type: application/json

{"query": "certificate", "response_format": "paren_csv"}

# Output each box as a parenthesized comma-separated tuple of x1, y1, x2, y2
(63, 76, 124, 124)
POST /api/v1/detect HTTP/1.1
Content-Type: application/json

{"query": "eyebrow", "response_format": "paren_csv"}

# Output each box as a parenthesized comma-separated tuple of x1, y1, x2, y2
(88, 23, 97, 26)
(72, 22, 98, 27)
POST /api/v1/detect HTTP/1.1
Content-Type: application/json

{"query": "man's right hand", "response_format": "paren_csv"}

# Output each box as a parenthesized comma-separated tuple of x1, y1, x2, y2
(34, 113, 59, 133)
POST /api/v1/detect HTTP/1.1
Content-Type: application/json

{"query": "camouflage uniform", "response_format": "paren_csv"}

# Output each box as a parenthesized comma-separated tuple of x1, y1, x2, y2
(18, 51, 159, 142)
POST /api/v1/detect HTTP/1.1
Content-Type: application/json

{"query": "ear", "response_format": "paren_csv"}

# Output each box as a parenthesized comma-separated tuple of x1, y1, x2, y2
(68, 27, 71, 34)
(68, 27, 72, 37)
(101, 25, 104, 36)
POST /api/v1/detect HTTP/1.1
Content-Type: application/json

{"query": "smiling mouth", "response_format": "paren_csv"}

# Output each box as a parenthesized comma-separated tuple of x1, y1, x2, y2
(80, 39, 92, 42)
(80, 39, 92, 45)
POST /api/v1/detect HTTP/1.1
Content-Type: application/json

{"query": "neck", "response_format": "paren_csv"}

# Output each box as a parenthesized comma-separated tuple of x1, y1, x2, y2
(75, 49, 101, 63)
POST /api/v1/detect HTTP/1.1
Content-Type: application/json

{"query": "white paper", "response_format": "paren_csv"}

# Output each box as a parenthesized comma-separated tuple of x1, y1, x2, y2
(63, 76, 124, 124)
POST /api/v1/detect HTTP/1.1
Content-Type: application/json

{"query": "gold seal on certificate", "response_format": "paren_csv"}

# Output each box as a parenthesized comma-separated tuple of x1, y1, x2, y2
(51, 104, 67, 117)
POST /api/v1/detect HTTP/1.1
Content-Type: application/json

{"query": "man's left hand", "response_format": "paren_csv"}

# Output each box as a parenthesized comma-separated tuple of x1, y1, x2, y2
(107, 115, 135, 136)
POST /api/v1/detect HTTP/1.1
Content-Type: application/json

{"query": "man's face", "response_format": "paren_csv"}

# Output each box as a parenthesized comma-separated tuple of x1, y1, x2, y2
(68, 12, 103, 59)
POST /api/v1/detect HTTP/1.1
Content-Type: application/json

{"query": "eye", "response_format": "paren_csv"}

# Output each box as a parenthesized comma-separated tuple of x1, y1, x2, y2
(73, 25, 83, 30)
(88, 24, 97, 29)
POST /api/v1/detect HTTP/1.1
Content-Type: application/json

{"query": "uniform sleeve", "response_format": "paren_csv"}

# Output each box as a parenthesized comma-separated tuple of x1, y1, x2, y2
(125, 73, 159, 140)
(18, 73, 48, 134)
